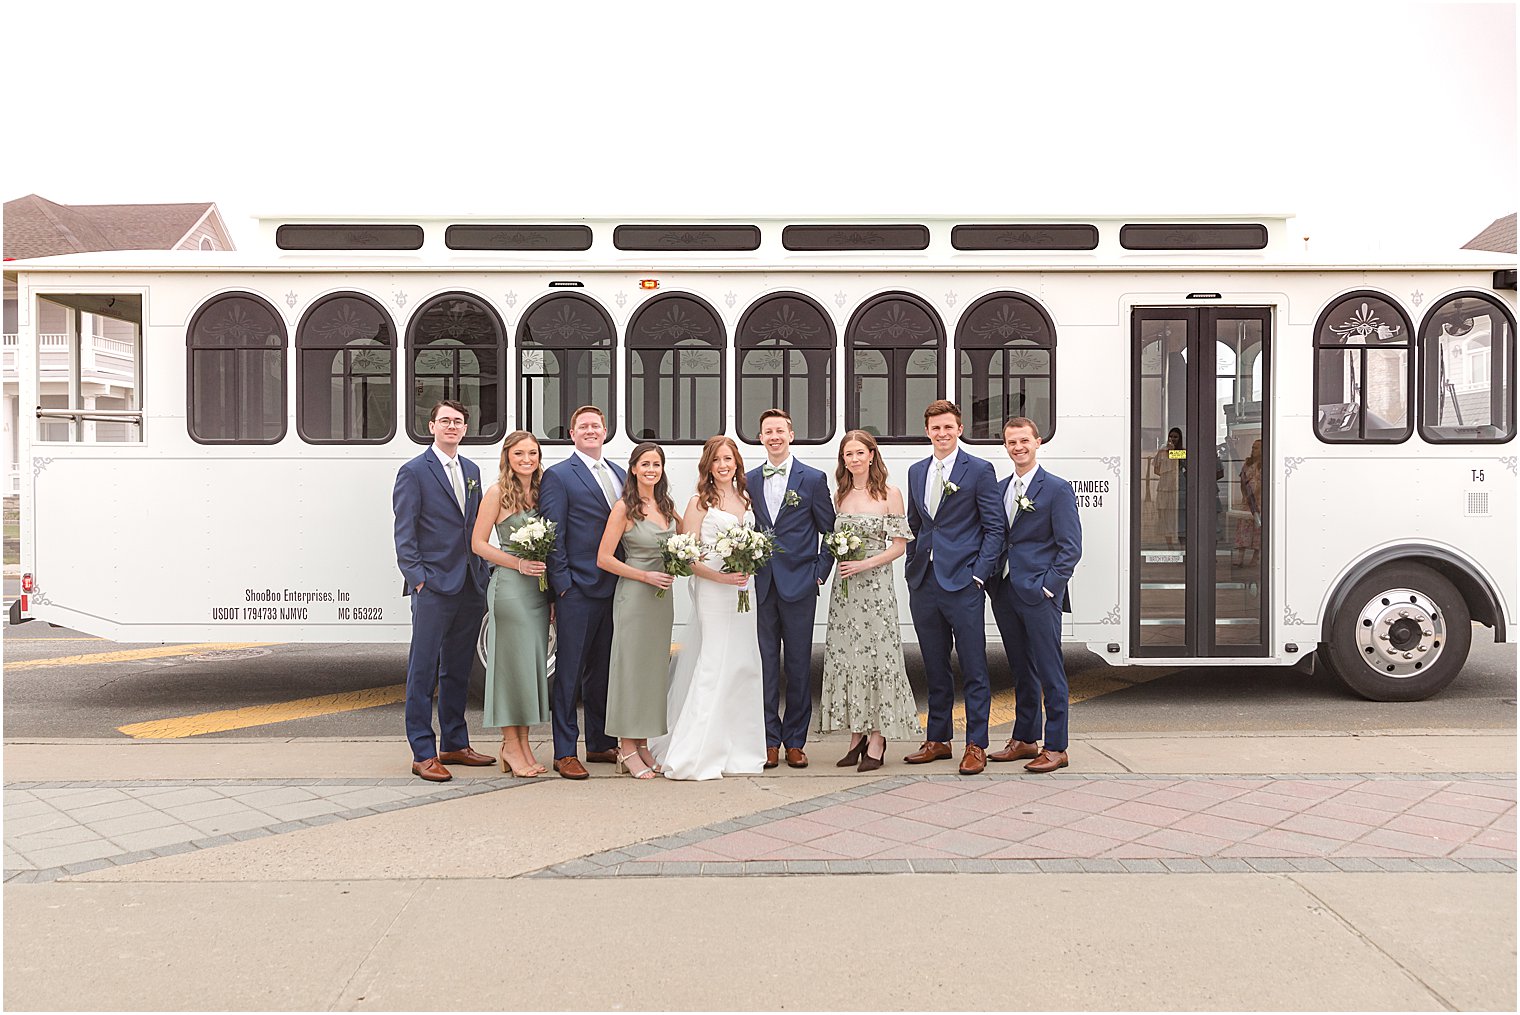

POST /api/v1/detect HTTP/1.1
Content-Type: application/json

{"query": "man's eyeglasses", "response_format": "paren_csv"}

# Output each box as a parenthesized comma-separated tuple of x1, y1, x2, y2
(434, 419, 467, 429)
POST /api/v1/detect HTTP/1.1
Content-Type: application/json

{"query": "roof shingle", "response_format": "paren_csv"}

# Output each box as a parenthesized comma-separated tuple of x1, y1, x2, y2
(4, 194, 219, 259)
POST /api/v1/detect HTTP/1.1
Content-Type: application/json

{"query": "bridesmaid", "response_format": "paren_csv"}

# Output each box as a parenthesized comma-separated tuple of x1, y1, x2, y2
(597, 441, 679, 779)
(470, 430, 551, 777)
(817, 429, 921, 771)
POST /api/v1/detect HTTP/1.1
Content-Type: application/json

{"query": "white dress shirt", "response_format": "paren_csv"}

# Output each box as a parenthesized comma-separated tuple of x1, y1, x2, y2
(574, 448, 623, 502)
(764, 454, 794, 519)
(1005, 464, 1042, 524)
(923, 446, 960, 515)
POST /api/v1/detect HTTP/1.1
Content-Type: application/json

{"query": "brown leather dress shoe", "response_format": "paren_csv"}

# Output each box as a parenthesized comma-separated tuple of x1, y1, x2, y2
(959, 744, 987, 776)
(411, 757, 452, 783)
(764, 747, 780, 769)
(903, 741, 953, 764)
(1024, 749, 1069, 773)
(786, 747, 808, 769)
(437, 747, 495, 767)
(585, 749, 618, 764)
(553, 756, 590, 780)
(987, 739, 1041, 763)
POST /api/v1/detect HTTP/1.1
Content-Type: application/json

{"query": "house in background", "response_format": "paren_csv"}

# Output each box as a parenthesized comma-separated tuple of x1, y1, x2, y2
(1462, 212, 1517, 256)
(3, 195, 235, 494)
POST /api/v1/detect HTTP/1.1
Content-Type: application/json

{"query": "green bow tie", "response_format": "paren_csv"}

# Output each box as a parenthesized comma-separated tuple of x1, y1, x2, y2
(763, 463, 787, 478)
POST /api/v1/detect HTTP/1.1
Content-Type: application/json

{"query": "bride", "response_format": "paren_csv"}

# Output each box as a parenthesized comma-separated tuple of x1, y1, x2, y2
(651, 435, 766, 780)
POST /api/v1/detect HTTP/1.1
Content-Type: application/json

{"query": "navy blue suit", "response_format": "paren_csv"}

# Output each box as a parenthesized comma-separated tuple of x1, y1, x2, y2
(988, 466, 1082, 752)
(538, 454, 626, 759)
(904, 448, 1005, 748)
(393, 449, 490, 762)
(748, 457, 836, 750)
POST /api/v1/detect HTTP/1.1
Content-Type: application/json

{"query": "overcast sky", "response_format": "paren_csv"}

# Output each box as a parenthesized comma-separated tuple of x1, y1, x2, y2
(2, 0, 1514, 254)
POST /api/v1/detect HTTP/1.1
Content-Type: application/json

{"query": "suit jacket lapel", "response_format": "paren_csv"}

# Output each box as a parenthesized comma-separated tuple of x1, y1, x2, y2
(571, 457, 600, 500)
(751, 467, 773, 528)
(425, 453, 456, 508)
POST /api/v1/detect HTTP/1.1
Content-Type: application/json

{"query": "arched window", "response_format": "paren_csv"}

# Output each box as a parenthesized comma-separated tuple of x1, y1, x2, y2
(625, 293, 725, 443)
(955, 291, 1056, 443)
(1313, 291, 1413, 443)
(845, 291, 944, 441)
(1418, 291, 1516, 444)
(735, 292, 835, 443)
(186, 292, 287, 444)
(296, 292, 395, 444)
(516, 293, 616, 441)
(405, 292, 506, 444)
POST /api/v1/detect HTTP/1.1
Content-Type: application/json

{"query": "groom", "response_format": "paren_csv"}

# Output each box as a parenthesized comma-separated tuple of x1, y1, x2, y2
(392, 400, 495, 782)
(539, 404, 624, 780)
(748, 408, 835, 769)
(904, 399, 1005, 776)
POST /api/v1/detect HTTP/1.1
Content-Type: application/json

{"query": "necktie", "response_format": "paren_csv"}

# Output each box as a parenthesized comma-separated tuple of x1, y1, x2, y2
(927, 459, 943, 517)
(446, 459, 465, 514)
(593, 461, 617, 508)
(762, 463, 787, 478)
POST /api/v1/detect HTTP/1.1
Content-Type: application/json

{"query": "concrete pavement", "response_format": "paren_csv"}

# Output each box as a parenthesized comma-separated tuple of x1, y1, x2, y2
(4, 728, 1516, 1010)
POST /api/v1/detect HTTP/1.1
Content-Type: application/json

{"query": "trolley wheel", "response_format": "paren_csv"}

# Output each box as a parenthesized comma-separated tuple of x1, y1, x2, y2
(1321, 562, 1471, 702)
(477, 615, 557, 678)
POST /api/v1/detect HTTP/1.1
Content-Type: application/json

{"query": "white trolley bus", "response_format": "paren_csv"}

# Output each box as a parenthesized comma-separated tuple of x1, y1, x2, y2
(5, 214, 1515, 701)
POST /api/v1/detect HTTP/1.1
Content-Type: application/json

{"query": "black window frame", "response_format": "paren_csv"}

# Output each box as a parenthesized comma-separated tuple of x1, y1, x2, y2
(404, 291, 508, 445)
(1119, 223, 1269, 250)
(734, 291, 837, 445)
(515, 291, 618, 444)
(844, 291, 946, 443)
(951, 224, 1098, 251)
(782, 224, 929, 251)
(954, 290, 1057, 445)
(445, 224, 592, 251)
(1312, 289, 1415, 445)
(275, 224, 424, 250)
(624, 292, 727, 445)
(1417, 290, 1517, 445)
(295, 291, 397, 445)
(186, 291, 288, 445)
(613, 225, 761, 251)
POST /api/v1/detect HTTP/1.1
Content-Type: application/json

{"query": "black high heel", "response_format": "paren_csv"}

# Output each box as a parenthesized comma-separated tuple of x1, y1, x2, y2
(836, 734, 868, 768)
(858, 734, 886, 773)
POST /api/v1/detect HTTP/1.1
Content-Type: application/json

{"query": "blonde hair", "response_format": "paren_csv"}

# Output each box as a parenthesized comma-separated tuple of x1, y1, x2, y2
(496, 430, 542, 515)
(834, 429, 889, 506)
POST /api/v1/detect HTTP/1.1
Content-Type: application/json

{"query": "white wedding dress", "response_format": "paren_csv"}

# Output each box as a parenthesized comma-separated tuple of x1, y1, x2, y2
(651, 506, 766, 780)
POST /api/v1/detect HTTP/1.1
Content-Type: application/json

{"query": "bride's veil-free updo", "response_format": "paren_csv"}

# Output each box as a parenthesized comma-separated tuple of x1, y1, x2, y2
(695, 435, 751, 511)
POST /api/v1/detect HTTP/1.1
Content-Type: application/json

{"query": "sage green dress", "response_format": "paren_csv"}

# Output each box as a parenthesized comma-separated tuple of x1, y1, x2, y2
(606, 516, 677, 739)
(817, 512, 922, 740)
(482, 511, 552, 728)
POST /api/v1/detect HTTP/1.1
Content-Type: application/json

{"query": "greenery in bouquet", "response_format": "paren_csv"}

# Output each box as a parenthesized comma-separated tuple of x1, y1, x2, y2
(823, 523, 867, 600)
(507, 513, 558, 591)
(713, 523, 777, 612)
(657, 531, 705, 598)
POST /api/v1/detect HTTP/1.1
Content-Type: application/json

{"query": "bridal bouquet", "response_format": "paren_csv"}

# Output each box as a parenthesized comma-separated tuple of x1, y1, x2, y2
(506, 514, 558, 591)
(713, 523, 777, 613)
(823, 524, 867, 600)
(657, 532, 704, 598)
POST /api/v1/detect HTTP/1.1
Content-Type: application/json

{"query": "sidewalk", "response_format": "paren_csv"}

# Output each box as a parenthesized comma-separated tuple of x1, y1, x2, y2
(4, 729, 1516, 1010)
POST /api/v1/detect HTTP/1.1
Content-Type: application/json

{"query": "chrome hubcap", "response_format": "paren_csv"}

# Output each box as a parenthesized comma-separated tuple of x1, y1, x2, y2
(1354, 588, 1445, 677)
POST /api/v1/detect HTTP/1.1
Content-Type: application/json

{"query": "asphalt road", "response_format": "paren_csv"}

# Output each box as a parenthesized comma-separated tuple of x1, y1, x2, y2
(4, 609, 1514, 741)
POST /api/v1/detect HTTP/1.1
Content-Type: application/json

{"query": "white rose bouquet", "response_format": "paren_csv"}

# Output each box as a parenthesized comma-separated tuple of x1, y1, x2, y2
(714, 523, 777, 613)
(657, 532, 705, 599)
(823, 524, 867, 600)
(507, 514, 558, 591)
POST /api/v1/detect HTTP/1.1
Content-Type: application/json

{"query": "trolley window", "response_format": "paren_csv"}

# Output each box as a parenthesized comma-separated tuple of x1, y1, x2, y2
(187, 292, 287, 444)
(1313, 291, 1413, 444)
(955, 291, 1056, 443)
(735, 292, 836, 444)
(625, 293, 726, 444)
(845, 292, 944, 442)
(516, 292, 617, 442)
(404, 292, 506, 444)
(296, 292, 396, 444)
(1419, 292, 1516, 444)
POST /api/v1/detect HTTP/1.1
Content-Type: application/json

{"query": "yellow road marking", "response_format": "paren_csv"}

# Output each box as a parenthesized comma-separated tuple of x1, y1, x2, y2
(918, 671, 1163, 731)
(6, 642, 270, 672)
(118, 684, 407, 739)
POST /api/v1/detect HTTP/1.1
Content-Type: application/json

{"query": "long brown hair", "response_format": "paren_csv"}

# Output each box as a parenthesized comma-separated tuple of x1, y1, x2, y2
(621, 442, 677, 524)
(834, 429, 889, 506)
(496, 430, 542, 515)
(695, 435, 751, 511)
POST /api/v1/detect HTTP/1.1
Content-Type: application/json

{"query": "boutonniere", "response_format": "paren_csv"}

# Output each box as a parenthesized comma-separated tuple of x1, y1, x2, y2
(942, 480, 959, 498)
(467, 478, 480, 495)
(1014, 494, 1036, 514)
(783, 490, 801, 509)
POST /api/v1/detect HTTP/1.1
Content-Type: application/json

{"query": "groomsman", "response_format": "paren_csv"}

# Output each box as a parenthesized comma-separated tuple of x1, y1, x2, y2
(987, 416, 1082, 772)
(539, 405, 625, 779)
(747, 408, 836, 769)
(903, 400, 1005, 775)
(392, 400, 496, 781)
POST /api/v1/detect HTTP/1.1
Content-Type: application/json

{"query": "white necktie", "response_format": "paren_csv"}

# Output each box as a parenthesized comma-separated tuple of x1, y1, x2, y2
(446, 459, 465, 514)
(593, 461, 617, 508)
(927, 460, 943, 517)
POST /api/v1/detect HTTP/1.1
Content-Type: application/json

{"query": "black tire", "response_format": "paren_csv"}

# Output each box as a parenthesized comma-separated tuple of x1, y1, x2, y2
(1321, 562, 1471, 702)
